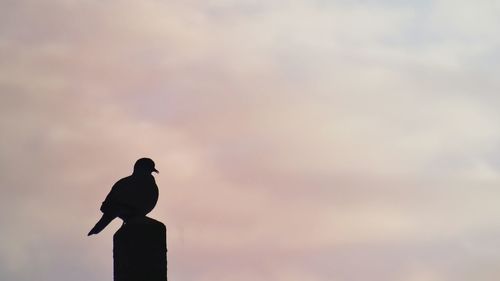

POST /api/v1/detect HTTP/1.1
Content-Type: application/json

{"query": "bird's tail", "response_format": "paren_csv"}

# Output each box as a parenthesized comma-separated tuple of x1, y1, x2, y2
(88, 214, 115, 236)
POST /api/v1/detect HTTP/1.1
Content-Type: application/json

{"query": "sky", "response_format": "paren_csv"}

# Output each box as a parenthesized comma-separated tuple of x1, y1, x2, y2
(1, 0, 500, 280)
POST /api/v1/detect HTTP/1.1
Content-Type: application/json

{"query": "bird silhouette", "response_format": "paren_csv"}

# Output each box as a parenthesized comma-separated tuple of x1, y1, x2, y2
(88, 158, 159, 236)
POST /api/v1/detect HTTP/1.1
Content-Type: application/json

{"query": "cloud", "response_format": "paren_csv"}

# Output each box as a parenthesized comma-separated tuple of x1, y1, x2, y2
(1, 1, 500, 281)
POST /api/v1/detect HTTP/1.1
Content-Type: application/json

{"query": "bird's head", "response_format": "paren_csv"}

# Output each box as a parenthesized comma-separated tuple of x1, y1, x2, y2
(133, 158, 159, 175)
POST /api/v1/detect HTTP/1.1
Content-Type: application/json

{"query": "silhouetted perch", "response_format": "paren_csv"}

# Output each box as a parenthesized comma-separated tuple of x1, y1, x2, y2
(113, 217, 167, 281)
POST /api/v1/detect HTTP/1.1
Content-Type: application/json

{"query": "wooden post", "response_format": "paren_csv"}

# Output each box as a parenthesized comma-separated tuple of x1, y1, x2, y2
(113, 217, 167, 281)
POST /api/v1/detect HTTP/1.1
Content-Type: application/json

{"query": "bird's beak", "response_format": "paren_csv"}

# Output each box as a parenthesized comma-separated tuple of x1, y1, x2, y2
(153, 168, 159, 174)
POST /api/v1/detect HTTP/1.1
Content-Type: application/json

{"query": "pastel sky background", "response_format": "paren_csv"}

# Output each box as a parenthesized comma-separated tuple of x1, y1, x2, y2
(2, 0, 500, 280)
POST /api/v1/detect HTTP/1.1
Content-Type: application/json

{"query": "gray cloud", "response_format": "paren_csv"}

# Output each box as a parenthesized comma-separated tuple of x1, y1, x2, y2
(1, 1, 500, 281)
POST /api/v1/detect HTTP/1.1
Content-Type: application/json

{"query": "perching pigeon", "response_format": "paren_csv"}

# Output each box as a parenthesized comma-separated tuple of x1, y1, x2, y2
(88, 158, 159, 236)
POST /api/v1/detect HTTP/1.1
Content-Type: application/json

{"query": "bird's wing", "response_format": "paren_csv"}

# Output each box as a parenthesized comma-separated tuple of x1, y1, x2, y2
(100, 177, 132, 214)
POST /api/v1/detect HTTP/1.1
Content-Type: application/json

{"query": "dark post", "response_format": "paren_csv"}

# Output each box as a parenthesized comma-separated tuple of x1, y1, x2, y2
(113, 217, 167, 281)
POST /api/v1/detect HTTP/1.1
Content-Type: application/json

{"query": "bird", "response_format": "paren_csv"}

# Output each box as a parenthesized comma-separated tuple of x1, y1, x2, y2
(88, 158, 159, 236)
